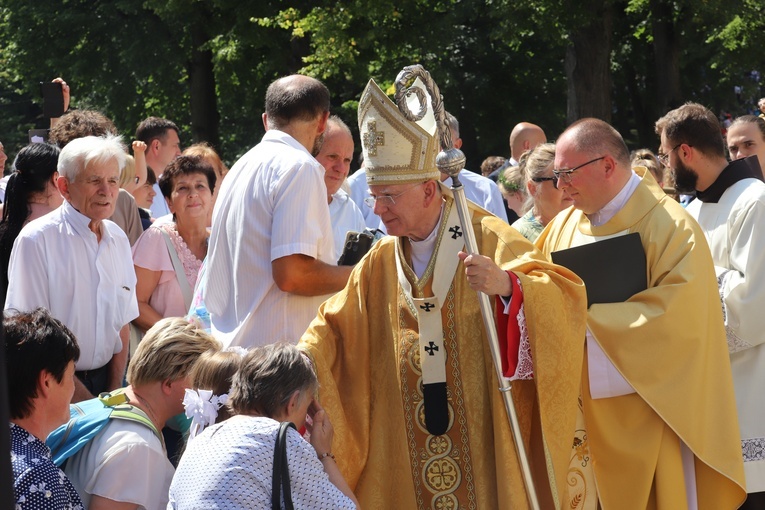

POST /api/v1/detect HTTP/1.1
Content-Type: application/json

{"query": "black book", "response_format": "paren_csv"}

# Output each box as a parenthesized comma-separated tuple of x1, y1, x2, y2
(551, 232, 647, 307)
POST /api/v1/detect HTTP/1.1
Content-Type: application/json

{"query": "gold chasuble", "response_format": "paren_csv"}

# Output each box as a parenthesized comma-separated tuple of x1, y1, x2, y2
(537, 171, 746, 509)
(300, 195, 587, 509)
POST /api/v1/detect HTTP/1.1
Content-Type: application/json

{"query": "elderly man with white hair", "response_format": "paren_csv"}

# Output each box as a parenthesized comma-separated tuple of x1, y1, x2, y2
(5, 134, 138, 402)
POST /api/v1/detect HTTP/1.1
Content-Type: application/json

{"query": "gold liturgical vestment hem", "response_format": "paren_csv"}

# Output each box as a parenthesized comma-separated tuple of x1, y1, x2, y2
(537, 170, 746, 509)
(300, 194, 588, 509)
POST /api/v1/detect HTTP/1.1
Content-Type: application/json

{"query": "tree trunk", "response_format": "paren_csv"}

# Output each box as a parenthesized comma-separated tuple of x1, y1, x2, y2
(651, 0, 682, 115)
(189, 20, 220, 150)
(564, 1, 614, 124)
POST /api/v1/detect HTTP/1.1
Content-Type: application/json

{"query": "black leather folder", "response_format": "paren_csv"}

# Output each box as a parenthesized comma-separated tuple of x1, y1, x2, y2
(551, 232, 647, 307)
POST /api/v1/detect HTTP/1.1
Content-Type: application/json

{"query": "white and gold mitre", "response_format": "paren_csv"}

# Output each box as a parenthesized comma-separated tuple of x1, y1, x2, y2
(357, 78, 440, 185)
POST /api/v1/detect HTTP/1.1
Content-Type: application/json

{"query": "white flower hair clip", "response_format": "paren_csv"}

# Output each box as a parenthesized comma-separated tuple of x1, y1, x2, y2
(224, 346, 248, 357)
(183, 388, 229, 439)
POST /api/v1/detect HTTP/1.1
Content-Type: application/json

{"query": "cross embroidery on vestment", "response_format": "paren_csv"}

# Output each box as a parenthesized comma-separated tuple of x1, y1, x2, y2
(363, 121, 385, 156)
(449, 225, 462, 239)
(424, 341, 439, 356)
(420, 302, 435, 312)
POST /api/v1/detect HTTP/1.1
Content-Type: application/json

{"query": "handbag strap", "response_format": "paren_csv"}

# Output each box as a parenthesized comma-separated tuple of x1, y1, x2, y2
(159, 226, 193, 311)
(272, 421, 297, 510)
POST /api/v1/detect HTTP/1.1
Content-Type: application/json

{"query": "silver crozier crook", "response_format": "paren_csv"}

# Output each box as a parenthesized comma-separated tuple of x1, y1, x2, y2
(393, 64, 541, 510)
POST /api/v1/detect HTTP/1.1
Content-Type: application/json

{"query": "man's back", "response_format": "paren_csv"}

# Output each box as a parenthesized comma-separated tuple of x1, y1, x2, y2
(206, 130, 335, 347)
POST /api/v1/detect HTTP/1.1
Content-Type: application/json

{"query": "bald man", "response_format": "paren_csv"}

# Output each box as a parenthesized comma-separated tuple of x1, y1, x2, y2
(509, 122, 547, 165)
(487, 122, 547, 184)
(315, 115, 366, 257)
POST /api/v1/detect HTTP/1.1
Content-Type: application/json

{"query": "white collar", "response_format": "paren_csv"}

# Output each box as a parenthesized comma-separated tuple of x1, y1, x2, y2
(409, 203, 445, 278)
(587, 171, 641, 227)
(262, 129, 313, 158)
(61, 200, 114, 244)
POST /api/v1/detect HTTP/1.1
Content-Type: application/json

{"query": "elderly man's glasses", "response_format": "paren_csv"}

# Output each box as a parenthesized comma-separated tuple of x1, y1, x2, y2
(657, 144, 682, 166)
(552, 156, 605, 189)
(531, 176, 556, 184)
(364, 182, 423, 208)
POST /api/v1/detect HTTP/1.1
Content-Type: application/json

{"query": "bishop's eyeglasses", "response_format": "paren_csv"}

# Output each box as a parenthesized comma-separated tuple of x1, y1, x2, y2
(364, 182, 423, 208)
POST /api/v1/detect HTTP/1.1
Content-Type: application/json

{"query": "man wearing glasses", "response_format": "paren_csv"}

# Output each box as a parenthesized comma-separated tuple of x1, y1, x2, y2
(657, 103, 765, 509)
(536, 118, 746, 509)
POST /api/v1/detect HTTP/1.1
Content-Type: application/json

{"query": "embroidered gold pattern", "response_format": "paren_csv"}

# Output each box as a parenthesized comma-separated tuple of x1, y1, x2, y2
(363, 120, 385, 157)
(398, 280, 477, 509)
(568, 395, 595, 509)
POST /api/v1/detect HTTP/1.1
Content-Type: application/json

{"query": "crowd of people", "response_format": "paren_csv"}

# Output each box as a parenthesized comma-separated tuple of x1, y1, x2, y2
(3, 70, 765, 510)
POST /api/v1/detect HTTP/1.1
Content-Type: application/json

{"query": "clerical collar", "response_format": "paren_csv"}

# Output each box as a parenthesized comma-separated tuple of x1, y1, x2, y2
(696, 156, 762, 203)
(587, 171, 641, 227)
(409, 203, 446, 278)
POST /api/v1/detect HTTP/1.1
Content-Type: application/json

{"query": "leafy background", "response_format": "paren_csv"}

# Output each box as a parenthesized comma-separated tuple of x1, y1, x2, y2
(1, 0, 763, 173)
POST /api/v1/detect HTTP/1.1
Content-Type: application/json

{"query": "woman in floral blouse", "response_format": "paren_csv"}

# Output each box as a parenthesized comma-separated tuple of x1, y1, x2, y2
(132, 156, 216, 333)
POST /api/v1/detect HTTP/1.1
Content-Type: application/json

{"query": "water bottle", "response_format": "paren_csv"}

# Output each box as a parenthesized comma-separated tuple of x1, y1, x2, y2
(192, 304, 211, 333)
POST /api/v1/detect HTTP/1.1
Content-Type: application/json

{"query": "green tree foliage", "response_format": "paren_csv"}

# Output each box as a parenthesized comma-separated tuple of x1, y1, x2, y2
(0, 0, 763, 177)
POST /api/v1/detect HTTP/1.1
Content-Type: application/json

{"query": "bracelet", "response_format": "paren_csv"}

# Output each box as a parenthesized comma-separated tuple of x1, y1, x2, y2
(318, 452, 336, 461)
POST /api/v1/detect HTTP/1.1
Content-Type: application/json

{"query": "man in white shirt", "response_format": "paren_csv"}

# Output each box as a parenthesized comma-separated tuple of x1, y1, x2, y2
(135, 117, 182, 219)
(5, 135, 139, 402)
(347, 166, 380, 229)
(205, 75, 352, 348)
(315, 116, 366, 258)
(657, 103, 765, 508)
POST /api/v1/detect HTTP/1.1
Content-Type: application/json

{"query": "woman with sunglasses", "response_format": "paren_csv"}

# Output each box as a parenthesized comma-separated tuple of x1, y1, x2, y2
(511, 143, 573, 241)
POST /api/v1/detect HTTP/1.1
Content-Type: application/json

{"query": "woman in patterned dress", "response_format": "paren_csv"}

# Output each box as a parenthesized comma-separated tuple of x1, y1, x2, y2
(131, 155, 216, 333)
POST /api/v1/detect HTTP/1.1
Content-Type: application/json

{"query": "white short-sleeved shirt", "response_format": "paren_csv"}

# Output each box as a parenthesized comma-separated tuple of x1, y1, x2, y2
(205, 130, 335, 348)
(5, 201, 138, 370)
(347, 168, 383, 230)
(64, 418, 174, 510)
(329, 189, 368, 259)
(448, 169, 508, 222)
(168, 415, 356, 510)
(149, 182, 171, 219)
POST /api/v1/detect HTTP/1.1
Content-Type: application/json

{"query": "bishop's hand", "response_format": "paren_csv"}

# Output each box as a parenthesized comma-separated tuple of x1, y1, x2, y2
(458, 251, 512, 297)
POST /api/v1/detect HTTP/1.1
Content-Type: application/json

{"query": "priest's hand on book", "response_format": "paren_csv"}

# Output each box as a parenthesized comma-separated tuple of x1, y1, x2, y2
(458, 251, 512, 297)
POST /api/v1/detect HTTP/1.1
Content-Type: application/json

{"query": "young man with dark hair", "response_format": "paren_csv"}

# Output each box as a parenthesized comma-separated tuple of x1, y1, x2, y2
(657, 103, 765, 509)
(135, 117, 182, 218)
(6, 307, 82, 508)
(727, 115, 765, 177)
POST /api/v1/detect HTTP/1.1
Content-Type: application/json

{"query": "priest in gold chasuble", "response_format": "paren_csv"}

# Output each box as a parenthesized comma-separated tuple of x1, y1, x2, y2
(536, 118, 746, 509)
(299, 78, 588, 509)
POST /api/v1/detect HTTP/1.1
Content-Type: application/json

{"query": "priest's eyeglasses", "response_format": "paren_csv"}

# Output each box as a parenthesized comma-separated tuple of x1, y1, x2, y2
(552, 156, 605, 189)
(364, 182, 423, 208)
(657, 144, 682, 166)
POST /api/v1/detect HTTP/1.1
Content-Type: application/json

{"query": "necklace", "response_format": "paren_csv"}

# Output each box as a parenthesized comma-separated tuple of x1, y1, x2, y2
(130, 389, 161, 429)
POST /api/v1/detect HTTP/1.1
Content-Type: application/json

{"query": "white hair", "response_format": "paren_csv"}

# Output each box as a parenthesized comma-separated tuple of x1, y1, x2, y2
(57, 134, 127, 181)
